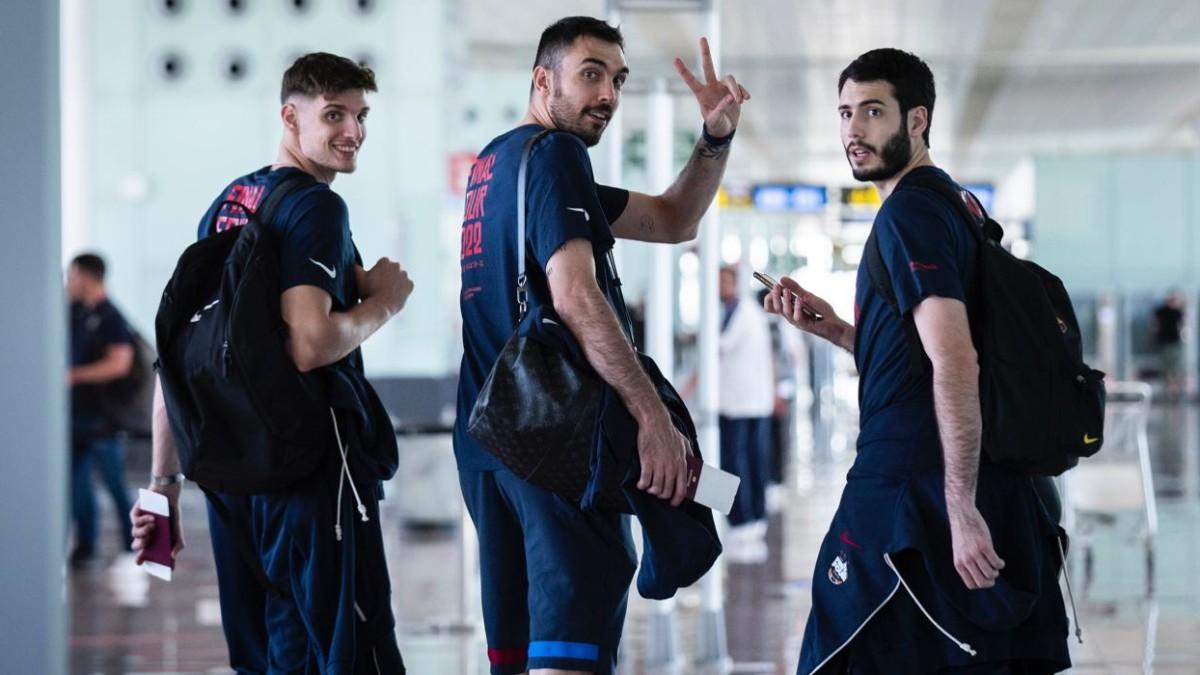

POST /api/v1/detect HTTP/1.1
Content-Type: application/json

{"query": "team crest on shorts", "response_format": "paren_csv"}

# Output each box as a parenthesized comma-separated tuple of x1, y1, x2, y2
(828, 551, 849, 586)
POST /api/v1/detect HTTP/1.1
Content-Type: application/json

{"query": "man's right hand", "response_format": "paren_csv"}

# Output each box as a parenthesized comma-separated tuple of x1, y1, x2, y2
(356, 257, 414, 315)
(764, 276, 846, 344)
(635, 406, 693, 507)
(130, 483, 185, 566)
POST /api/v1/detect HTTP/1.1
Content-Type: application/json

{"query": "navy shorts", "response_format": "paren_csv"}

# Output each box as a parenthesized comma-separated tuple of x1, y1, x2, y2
(208, 457, 404, 674)
(459, 468, 637, 675)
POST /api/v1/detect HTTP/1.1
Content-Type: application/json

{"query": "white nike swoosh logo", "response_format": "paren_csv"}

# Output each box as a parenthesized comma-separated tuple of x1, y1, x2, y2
(566, 207, 590, 222)
(189, 299, 220, 323)
(309, 258, 337, 279)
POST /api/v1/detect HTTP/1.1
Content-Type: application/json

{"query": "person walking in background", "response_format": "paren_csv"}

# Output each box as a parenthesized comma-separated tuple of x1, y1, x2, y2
(1153, 289, 1187, 397)
(718, 266, 774, 559)
(67, 252, 136, 567)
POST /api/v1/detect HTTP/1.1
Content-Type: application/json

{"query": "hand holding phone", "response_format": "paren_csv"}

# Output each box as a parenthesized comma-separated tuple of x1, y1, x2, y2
(753, 271, 823, 321)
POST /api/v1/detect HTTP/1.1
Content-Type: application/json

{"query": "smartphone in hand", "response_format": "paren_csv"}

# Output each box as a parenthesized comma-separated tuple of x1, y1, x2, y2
(753, 271, 823, 321)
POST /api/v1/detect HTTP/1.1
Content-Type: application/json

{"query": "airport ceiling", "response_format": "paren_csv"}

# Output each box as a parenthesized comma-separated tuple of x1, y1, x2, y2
(465, 0, 1200, 183)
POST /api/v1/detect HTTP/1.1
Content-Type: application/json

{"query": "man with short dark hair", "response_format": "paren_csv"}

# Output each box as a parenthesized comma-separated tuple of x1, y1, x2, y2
(455, 16, 748, 675)
(67, 252, 136, 567)
(130, 52, 411, 673)
(766, 49, 1071, 674)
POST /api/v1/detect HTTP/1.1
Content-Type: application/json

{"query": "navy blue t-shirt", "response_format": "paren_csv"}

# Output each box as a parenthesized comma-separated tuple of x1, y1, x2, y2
(197, 166, 360, 312)
(196, 166, 401, 481)
(454, 125, 631, 470)
(70, 299, 133, 431)
(853, 167, 977, 443)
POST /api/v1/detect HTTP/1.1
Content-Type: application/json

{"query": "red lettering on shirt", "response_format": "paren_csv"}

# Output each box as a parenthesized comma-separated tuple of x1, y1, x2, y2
(460, 153, 496, 263)
(910, 261, 939, 272)
(214, 182, 267, 233)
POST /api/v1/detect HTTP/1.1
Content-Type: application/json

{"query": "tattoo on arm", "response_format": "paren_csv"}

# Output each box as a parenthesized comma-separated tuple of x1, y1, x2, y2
(639, 215, 655, 234)
(697, 139, 730, 161)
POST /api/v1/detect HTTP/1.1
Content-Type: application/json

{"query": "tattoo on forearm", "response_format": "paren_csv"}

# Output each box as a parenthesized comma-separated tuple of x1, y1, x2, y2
(697, 139, 730, 161)
(639, 215, 655, 234)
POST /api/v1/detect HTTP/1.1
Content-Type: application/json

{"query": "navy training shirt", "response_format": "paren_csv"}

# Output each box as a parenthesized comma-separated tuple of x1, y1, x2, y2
(70, 299, 134, 433)
(455, 125, 631, 470)
(853, 166, 977, 444)
(195, 166, 399, 480)
(196, 165, 360, 312)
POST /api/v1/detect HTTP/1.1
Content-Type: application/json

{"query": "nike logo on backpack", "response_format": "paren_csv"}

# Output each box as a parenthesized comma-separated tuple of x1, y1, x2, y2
(1083, 434, 1100, 445)
(189, 299, 220, 323)
(309, 258, 337, 279)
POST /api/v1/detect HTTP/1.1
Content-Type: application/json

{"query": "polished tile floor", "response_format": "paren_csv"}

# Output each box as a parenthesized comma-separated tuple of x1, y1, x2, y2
(69, 400, 1200, 674)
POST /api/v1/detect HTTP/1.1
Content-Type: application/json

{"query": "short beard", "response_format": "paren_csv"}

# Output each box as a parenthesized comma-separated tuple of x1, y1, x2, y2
(548, 85, 607, 147)
(849, 118, 912, 182)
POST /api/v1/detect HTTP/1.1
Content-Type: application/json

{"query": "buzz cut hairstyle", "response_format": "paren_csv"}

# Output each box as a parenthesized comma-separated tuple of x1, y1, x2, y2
(280, 52, 377, 104)
(838, 48, 936, 147)
(71, 252, 106, 281)
(534, 16, 624, 73)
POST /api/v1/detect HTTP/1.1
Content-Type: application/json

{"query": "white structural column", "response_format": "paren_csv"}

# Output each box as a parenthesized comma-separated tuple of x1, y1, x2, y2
(693, 0, 732, 668)
(645, 78, 677, 374)
(642, 76, 685, 674)
(0, 1, 66, 674)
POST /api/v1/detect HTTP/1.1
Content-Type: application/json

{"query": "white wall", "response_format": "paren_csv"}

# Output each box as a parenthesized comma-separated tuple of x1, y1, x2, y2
(1035, 154, 1200, 291)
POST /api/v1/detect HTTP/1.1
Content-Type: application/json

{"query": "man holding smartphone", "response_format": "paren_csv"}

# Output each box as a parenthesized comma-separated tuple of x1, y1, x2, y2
(766, 49, 1070, 674)
(454, 17, 747, 675)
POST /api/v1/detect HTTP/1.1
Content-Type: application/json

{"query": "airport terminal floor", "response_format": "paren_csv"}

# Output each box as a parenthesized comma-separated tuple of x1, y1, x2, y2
(69, 392, 1200, 674)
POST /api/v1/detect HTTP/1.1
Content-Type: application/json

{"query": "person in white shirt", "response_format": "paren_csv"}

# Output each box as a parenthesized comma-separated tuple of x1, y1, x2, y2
(718, 265, 775, 545)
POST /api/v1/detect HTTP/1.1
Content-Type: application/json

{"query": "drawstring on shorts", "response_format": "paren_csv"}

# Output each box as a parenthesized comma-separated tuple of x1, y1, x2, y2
(330, 408, 369, 541)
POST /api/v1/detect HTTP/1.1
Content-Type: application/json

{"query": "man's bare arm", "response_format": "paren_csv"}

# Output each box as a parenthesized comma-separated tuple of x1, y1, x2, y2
(282, 258, 413, 372)
(610, 135, 732, 244)
(68, 344, 134, 385)
(132, 375, 185, 565)
(611, 36, 749, 244)
(913, 296, 1005, 590)
(547, 238, 691, 504)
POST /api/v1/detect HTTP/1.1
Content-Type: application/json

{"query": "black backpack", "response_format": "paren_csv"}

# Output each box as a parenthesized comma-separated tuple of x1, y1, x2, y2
(98, 322, 156, 437)
(155, 172, 334, 495)
(863, 172, 1106, 476)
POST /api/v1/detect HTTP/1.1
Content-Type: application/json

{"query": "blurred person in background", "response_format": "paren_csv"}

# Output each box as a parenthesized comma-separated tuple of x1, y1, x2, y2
(67, 252, 136, 568)
(718, 265, 774, 557)
(1153, 289, 1186, 397)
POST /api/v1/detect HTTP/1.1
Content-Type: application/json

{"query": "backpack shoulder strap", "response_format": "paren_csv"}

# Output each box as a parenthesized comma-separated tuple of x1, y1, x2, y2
(253, 171, 318, 229)
(896, 172, 1001, 244)
(863, 227, 927, 377)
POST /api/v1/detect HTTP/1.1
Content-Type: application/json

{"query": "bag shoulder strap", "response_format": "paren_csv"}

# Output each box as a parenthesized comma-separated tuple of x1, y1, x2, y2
(863, 227, 927, 377)
(897, 172, 1000, 244)
(514, 129, 637, 346)
(516, 129, 555, 319)
(254, 171, 317, 230)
